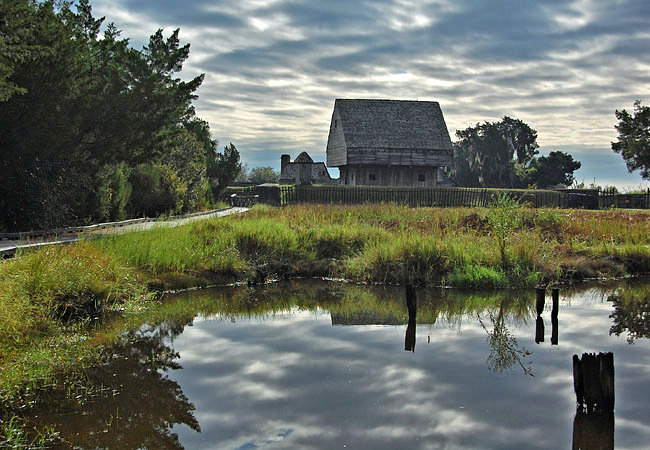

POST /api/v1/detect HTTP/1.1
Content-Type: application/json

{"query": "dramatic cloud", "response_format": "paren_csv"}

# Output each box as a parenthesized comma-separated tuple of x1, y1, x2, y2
(91, 0, 650, 188)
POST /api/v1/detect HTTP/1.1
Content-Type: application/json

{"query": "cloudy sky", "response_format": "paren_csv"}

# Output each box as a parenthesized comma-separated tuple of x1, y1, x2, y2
(91, 0, 650, 189)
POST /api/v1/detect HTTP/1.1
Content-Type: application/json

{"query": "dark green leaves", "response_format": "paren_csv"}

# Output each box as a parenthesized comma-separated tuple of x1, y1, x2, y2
(612, 100, 650, 179)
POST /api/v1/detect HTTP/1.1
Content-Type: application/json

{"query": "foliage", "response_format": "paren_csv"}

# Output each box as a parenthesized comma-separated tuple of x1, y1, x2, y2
(248, 166, 280, 184)
(128, 163, 182, 218)
(612, 100, 650, 179)
(608, 285, 650, 343)
(235, 162, 250, 182)
(453, 117, 539, 188)
(488, 194, 523, 267)
(95, 162, 133, 222)
(0, 0, 51, 101)
(0, 0, 223, 231)
(210, 143, 242, 197)
(525, 151, 582, 188)
(478, 309, 533, 376)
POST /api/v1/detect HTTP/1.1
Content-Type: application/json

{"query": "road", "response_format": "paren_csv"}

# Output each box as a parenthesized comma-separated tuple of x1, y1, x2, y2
(0, 207, 249, 258)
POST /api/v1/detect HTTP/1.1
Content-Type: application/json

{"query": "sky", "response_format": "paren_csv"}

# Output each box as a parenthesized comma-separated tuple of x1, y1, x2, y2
(90, 0, 650, 189)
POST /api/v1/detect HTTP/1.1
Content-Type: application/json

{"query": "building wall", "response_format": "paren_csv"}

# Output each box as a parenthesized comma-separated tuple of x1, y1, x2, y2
(340, 165, 439, 187)
(346, 147, 452, 167)
(326, 108, 347, 167)
(296, 163, 312, 185)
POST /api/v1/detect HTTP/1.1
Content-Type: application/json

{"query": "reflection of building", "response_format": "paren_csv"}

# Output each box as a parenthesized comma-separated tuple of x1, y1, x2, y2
(330, 313, 436, 326)
(331, 312, 405, 326)
(279, 151, 333, 185)
(326, 99, 454, 186)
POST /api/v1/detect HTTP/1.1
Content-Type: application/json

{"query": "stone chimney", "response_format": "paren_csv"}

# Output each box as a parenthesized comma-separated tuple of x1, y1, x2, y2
(281, 154, 291, 173)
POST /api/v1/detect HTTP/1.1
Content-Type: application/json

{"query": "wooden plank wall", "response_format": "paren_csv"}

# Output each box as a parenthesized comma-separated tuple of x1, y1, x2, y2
(248, 186, 650, 209)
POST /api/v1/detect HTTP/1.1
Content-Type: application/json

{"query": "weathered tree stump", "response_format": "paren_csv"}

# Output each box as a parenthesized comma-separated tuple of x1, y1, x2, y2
(573, 352, 615, 412)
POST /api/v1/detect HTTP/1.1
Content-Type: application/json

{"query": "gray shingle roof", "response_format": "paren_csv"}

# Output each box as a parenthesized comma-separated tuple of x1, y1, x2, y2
(335, 99, 452, 150)
(293, 151, 314, 163)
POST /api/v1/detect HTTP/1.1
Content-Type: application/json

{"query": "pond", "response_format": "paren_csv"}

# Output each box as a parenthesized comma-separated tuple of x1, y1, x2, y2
(31, 279, 650, 449)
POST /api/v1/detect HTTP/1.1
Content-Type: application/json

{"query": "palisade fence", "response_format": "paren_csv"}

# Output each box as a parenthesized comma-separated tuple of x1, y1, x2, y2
(598, 188, 650, 209)
(223, 185, 648, 209)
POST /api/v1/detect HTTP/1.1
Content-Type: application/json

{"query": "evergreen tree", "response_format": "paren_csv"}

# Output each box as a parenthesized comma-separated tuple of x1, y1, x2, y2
(612, 100, 650, 179)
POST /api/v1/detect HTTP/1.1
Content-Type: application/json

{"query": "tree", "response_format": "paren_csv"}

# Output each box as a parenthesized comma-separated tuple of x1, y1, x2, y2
(453, 117, 539, 188)
(612, 100, 650, 179)
(235, 163, 249, 182)
(0, 0, 50, 101)
(0, 0, 215, 230)
(526, 151, 581, 188)
(210, 143, 241, 197)
(248, 166, 279, 184)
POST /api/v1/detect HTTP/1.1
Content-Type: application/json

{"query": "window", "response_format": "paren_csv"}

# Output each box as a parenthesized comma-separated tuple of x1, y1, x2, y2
(369, 173, 376, 181)
(334, 119, 338, 128)
(418, 174, 426, 182)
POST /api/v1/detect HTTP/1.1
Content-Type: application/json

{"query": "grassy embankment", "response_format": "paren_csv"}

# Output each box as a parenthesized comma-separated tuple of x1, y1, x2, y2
(1, 202, 649, 444)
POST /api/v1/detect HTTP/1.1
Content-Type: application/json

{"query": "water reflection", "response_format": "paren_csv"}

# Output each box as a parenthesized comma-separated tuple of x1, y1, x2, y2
(478, 301, 534, 376)
(609, 285, 650, 343)
(405, 285, 417, 352)
(32, 323, 200, 448)
(573, 410, 614, 450)
(21, 279, 650, 449)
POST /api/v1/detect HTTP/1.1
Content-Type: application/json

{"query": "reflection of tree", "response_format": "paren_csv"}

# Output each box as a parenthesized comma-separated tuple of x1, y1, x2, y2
(31, 322, 200, 449)
(478, 306, 533, 377)
(609, 293, 650, 344)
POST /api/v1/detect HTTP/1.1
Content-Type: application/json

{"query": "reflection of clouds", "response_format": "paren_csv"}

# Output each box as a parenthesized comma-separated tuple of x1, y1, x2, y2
(165, 283, 650, 449)
(617, 417, 650, 438)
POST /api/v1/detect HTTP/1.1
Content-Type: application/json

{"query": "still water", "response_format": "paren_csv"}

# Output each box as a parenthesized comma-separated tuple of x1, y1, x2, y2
(35, 280, 650, 449)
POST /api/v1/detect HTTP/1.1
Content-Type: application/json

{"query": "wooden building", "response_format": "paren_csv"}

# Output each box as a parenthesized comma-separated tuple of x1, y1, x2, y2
(326, 99, 453, 186)
(279, 151, 333, 185)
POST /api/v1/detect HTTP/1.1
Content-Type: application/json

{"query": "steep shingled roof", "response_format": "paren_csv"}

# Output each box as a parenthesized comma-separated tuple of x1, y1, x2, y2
(334, 99, 452, 150)
(293, 151, 314, 163)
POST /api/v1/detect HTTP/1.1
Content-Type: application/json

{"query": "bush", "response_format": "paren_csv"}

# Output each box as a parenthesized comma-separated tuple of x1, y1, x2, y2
(128, 163, 187, 217)
(95, 163, 132, 222)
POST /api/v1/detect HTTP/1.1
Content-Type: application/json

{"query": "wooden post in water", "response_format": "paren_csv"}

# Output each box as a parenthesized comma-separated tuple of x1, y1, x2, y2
(535, 287, 545, 343)
(405, 284, 417, 353)
(572, 410, 614, 450)
(573, 352, 615, 412)
(536, 287, 545, 316)
(551, 288, 559, 345)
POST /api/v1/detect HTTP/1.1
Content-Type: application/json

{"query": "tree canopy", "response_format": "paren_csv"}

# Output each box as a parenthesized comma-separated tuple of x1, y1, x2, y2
(453, 117, 539, 188)
(453, 117, 581, 189)
(0, 0, 240, 231)
(525, 151, 581, 188)
(248, 166, 280, 184)
(612, 100, 650, 180)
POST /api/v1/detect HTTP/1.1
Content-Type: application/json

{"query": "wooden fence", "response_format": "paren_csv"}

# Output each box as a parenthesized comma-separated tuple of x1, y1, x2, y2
(598, 188, 650, 209)
(222, 185, 650, 210)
